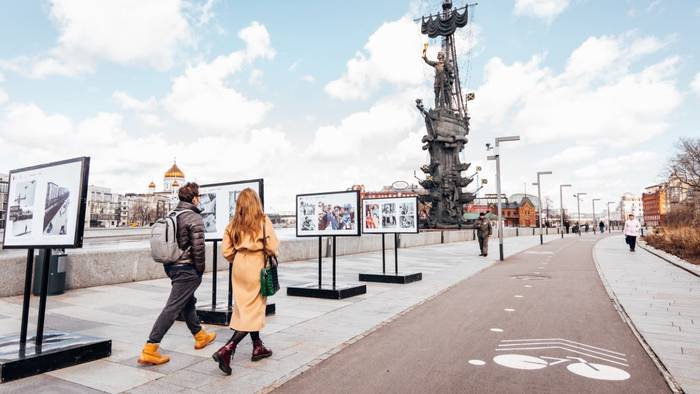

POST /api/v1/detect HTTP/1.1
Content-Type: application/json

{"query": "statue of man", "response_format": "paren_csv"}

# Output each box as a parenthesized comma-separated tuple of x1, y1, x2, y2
(422, 44, 454, 109)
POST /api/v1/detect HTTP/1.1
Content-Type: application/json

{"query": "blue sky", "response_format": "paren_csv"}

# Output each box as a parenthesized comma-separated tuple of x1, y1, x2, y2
(0, 0, 698, 213)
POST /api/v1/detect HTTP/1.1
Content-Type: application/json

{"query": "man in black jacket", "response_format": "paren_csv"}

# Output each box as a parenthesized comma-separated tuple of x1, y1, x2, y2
(139, 182, 216, 365)
(475, 212, 492, 257)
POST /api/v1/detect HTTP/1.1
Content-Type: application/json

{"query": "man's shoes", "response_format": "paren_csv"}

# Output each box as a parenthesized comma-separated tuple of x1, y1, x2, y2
(484, 253, 488, 257)
(479, 253, 484, 256)
(138, 343, 170, 365)
(194, 328, 217, 350)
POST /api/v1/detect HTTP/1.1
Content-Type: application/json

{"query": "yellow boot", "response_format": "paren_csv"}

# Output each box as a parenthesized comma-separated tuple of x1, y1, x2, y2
(137, 343, 170, 365)
(194, 329, 217, 350)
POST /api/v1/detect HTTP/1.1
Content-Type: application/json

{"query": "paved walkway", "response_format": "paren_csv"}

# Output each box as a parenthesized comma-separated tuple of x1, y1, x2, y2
(594, 235, 700, 393)
(277, 234, 669, 394)
(0, 234, 561, 393)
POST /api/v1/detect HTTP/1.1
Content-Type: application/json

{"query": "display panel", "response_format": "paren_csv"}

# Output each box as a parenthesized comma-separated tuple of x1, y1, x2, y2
(2, 157, 90, 249)
(362, 196, 419, 234)
(296, 190, 361, 237)
(198, 179, 264, 241)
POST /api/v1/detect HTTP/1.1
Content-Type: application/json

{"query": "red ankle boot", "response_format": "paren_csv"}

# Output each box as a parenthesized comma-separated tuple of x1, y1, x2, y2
(251, 339, 272, 361)
(212, 341, 236, 375)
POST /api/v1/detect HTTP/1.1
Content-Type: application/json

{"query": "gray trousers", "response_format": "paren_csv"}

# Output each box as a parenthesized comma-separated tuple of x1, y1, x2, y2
(148, 266, 202, 343)
(478, 235, 489, 255)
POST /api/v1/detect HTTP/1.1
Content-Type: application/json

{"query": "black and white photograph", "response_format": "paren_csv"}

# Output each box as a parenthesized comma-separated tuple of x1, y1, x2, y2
(296, 190, 360, 237)
(9, 180, 36, 237)
(43, 182, 70, 235)
(362, 197, 419, 234)
(2, 157, 90, 249)
(198, 179, 264, 240)
(199, 193, 217, 234)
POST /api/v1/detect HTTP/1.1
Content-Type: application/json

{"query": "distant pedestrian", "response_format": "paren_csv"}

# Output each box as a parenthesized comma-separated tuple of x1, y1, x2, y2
(624, 214, 641, 252)
(213, 188, 279, 375)
(599, 221, 605, 233)
(474, 212, 492, 257)
(584, 224, 589, 233)
(564, 220, 570, 234)
(139, 182, 217, 366)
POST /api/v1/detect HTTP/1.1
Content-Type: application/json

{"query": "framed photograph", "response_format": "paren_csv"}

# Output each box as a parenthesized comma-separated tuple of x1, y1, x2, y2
(362, 196, 419, 234)
(198, 179, 264, 241)
(2, 157, 90, 249)
(296, 190, 360, 237)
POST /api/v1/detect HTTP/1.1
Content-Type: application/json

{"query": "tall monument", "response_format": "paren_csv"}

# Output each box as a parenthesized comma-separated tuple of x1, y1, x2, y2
(416, 0, 474, 228)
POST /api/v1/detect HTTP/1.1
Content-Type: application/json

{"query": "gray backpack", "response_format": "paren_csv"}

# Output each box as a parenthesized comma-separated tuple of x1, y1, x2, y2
(150, 210, 188, 264)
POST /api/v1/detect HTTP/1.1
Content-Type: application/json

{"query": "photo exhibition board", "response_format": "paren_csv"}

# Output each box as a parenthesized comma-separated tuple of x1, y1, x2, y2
(362, 196, 419, 234)
(296, 190, 361, 237)
(2, 157, 90, 249)
(198, 179, 264, 241)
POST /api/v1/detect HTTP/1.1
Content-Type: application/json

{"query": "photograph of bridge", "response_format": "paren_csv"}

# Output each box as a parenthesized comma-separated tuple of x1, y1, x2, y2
(43, 181, 70, 235)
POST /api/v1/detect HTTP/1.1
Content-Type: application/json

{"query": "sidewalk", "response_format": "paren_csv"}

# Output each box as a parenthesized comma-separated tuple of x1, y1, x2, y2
(0, 234, 561, 393)
(594, 235, 700, 394)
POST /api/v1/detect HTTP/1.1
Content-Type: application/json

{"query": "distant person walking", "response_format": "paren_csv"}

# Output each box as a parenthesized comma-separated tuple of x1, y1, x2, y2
(139, 182, 217, 365)
(564, 220, 570, 234)
(475, 212, 492, 257)
(599, 221, 605, 233)
(624, 214, 641, 252)
(213, 188, 279, 375)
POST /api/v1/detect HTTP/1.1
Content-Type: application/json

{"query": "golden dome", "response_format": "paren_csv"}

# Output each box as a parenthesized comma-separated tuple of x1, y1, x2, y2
(148, 181, 156, 188)
(164, 162, 185, 179)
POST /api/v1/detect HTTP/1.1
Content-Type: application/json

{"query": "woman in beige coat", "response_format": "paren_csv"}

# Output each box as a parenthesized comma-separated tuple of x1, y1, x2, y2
(212, 188, 279, 375)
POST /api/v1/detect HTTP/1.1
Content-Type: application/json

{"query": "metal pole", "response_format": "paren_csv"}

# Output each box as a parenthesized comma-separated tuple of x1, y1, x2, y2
(332, 236, 337, 290)
(608, 202, 612, 233)
(537, 175, 543, 245)
(592, 200, 597, 234)
(318, 236, 322, 288)
(394, 233, 399, 275)
(577, 195, 581, 237)
(381, 234, 386, 274)
(211, 241, 217, 308)
(560, 186, 564, 239)
(36, 249, 52, 348)
(496, 152, 504, 261)
(20, 249, 34, 348)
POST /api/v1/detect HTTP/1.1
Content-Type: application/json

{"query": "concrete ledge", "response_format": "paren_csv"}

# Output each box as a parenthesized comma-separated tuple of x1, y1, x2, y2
(0, 227, 548, 297)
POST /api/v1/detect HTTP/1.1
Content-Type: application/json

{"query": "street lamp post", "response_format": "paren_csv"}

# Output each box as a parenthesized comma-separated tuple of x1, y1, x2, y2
(607, 201, 615, 233)
(487, 135, 520, 261)
(592, 198, 600, 234)
(535, 171, 552, 245)
(574, 193, 586, 236)
(559, 184, 572, 239)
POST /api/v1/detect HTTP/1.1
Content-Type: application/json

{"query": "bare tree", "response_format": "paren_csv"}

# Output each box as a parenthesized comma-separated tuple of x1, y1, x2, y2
(669, 138, 700, 190)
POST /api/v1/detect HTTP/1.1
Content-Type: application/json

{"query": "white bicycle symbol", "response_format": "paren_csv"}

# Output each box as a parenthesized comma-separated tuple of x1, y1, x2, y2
(493, 354, 630, 381)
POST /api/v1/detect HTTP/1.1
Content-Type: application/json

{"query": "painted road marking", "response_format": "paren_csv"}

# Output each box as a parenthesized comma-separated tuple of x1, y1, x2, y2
(524, 285, 533, 288)
(494, 354, 547, 370)
(500, 338, 627, 356)
(490, 328, 504, 332)
(523, 251, 555, 255)
(496, 339, 628, 367)
(514, 295, 524, 298)
(504, 308, 515, 312)
(493, 354, 630, 381)
(468, 359, 486, 366)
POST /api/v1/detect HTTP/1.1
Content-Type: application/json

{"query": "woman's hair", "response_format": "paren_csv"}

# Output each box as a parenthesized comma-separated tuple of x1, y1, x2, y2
(230, 188, 265, 245)
(178, 182, 199, 203)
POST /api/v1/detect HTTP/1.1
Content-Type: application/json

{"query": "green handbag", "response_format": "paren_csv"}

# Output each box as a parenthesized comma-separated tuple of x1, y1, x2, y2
(260, 225, 280, 297)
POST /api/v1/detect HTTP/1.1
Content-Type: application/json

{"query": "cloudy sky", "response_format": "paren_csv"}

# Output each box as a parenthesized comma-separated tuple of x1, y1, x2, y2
(0, 0, 697, 213)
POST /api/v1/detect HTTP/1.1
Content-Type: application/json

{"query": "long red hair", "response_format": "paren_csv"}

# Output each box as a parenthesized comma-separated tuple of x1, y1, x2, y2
(229, 188, 265, 246)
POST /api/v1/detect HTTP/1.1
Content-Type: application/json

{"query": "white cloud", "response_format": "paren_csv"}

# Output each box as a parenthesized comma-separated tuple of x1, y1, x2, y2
(301, 74, 315, 83)
(112, 91, 157, 112)
(163, 21, 274, 133)
(197, 0, 216, 25)
(249, 69, 264, 85)
(514, 0, 570, 21)
(0, 88, 7, 106)
(692, 72, 700, 97)
(539, 146, 596, 167)
(2, 0, 191, 78)
(574, 151, 656, 179)
(140, 113, 165, 127)
(471, 33, 682, 147)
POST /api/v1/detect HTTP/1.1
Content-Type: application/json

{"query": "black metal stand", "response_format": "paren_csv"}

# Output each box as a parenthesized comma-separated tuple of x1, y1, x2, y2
(1, 249, 111, 383)
(197, 240, 275, 325)
(359, 233, 422, 284)
(287, 236, 366, 300)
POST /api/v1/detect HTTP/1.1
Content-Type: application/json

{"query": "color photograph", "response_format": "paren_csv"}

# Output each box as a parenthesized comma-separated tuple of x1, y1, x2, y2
(362, 197, 419, 234)
(296, 191, 360, 237)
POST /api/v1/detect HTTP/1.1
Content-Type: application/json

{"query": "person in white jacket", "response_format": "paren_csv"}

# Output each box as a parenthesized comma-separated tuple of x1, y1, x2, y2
(623, 214, 641, 252)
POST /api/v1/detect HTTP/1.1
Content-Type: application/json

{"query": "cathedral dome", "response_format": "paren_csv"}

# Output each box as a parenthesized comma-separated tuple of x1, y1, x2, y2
(172, 180, 180, 188)
(164, 162, 185, 179)
(148, 181, 156, 189)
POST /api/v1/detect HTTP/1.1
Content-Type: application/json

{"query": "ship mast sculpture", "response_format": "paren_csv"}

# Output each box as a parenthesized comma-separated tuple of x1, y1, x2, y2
(416, 0, 474, 228)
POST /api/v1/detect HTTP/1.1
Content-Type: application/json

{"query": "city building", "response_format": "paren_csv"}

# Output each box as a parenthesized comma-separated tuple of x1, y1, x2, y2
(85, 186, 124, 228)
(0, 173, 8, 230)
(642, 184, 667, 227)
(350, 183, 422, 199)
(163, 161, 186, 193)
(619, 193, 643, 221)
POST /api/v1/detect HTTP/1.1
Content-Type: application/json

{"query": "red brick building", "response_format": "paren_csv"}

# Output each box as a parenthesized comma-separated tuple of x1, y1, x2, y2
(642, 184, 667, 227)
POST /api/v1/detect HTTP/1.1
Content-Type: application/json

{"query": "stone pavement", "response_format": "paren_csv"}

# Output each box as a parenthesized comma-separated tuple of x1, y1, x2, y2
(594, 235, 700, 394)
(0, 234, 561, 393)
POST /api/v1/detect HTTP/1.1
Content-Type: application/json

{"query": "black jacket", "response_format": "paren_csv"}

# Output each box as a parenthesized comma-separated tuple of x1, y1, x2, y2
(173, 201, 206, 274)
